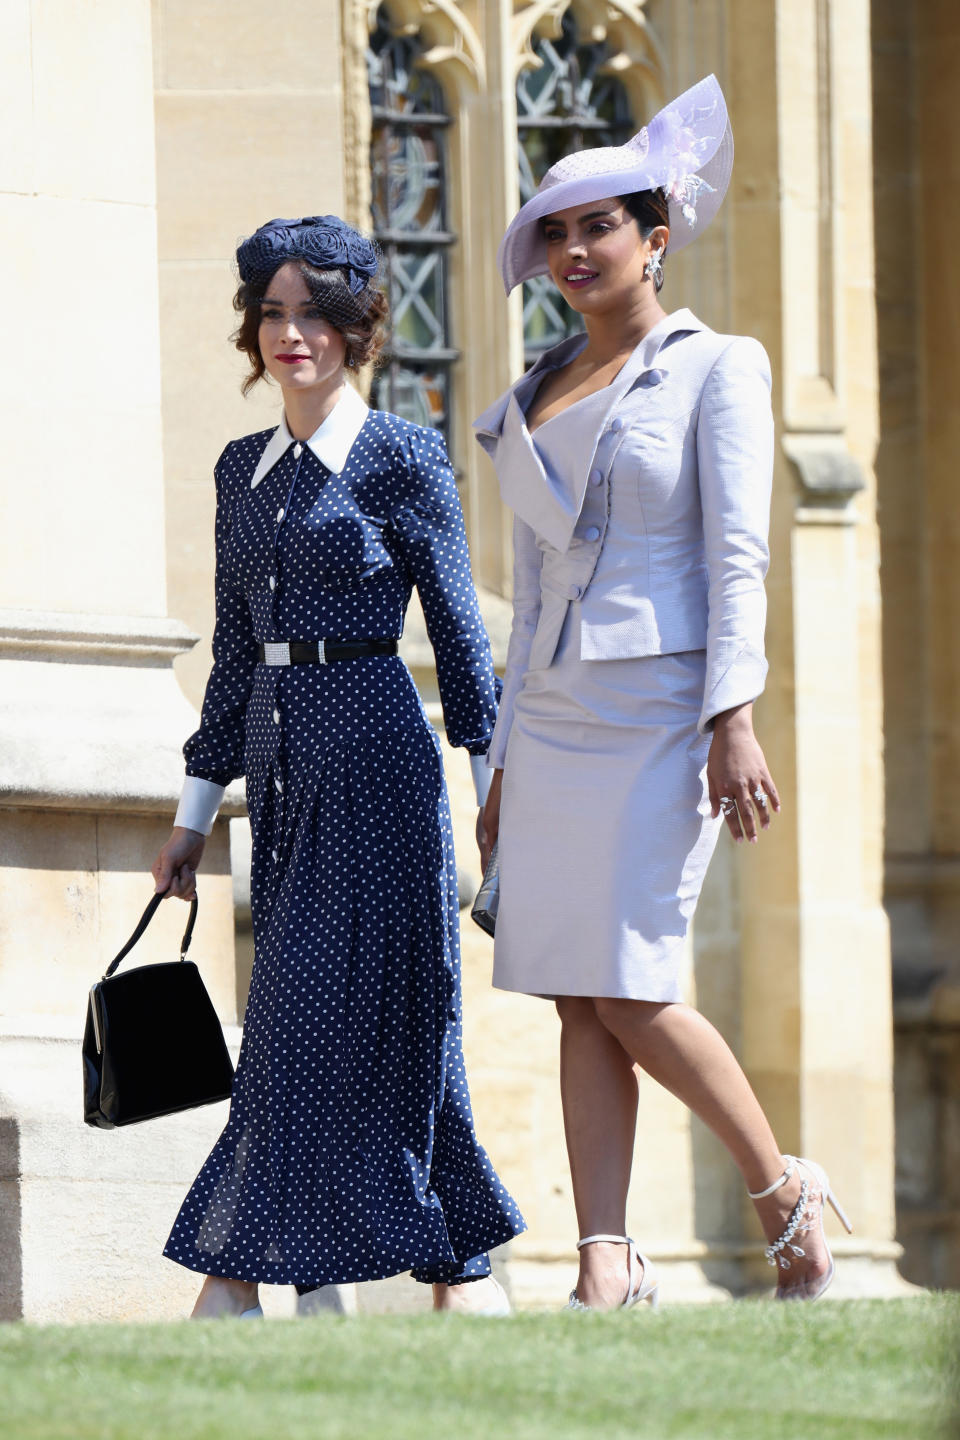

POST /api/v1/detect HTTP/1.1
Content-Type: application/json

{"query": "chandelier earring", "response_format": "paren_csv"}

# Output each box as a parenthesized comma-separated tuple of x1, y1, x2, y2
(644, 245, 664, 290)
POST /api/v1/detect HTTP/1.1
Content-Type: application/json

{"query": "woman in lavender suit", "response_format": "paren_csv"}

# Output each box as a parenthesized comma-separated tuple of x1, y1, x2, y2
(476, 77, 851, 1309)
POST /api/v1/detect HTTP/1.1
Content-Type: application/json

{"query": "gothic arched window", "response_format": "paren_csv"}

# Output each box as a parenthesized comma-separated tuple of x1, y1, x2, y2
(517, 8, 633, 364)
(368, 9, 457, 438)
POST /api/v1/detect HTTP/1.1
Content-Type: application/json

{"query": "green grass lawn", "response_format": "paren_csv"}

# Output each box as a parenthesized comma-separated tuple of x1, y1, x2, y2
(0, 1297, 956, 1440)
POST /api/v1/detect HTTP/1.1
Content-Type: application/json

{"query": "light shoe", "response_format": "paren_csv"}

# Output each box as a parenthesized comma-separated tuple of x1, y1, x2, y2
(239, 1303, 264, 1319)
(443, 1275, 511, 1317)
(566, 1234, 660, 1312)
(749, 1155, 853, 1301)
(469, 1275, 511, 1317)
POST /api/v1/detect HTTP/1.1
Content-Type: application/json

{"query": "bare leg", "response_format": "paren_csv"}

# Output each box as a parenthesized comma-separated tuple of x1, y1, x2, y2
(191, 1275, 259, 1318)
(556, 996, 644, 1308)
(592, 998, 831, 1296)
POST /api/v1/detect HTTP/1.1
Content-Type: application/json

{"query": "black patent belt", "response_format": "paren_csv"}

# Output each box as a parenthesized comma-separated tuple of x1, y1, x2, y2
(257, 638, 399, 666)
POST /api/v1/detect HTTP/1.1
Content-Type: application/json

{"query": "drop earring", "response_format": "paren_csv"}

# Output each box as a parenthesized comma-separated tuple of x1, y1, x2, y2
(644, 246, 664, 287)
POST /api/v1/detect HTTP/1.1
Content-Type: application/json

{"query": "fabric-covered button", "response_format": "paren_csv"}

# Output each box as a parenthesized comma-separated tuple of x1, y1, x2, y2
(589, 468, 603, 486)
(584, 526, 601, 542)
(292, 442, 302, 458)
(269, 575, 277, 591)
(274, 777, 283, 794)
(611, 417, 624, 432)
(567, 584, 582, 600)
(277, 507, 285, 522)
(644, 368, 664, 386)
(273, 708, 281, 724)
(271, 848, 279, 862)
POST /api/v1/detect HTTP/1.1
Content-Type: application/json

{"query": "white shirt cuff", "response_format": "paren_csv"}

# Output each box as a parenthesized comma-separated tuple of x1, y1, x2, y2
(470, 754, 494, 807)
(174, 776, 226, 836)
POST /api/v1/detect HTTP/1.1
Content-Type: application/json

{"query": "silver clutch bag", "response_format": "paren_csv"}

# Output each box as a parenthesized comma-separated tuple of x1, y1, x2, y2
(470, 842, 499, 937)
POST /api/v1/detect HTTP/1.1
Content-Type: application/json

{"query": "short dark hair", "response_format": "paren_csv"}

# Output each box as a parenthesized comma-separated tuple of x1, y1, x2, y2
(621, 187, 669, 290)
(231, 260, 389, 396)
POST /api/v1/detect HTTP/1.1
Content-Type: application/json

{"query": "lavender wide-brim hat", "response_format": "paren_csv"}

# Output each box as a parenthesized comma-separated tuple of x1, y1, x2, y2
(498, 74, 733, 295)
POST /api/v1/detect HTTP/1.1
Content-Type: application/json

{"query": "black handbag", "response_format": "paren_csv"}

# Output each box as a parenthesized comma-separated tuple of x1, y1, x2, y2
(82, 890, 235, 1128)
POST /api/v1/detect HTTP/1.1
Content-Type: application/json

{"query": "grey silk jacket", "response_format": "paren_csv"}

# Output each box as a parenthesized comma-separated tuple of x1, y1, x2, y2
(473, 308, 774, 768)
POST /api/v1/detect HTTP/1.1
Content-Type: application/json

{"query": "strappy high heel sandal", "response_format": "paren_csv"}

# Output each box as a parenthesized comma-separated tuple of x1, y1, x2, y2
(566, 1234, 660, 1312)
(749, 1155, 853, 1301)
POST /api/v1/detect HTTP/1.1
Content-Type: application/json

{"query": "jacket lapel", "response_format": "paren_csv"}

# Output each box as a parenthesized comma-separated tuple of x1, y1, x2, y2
(473, 336, 586, 455)
(472, 311, 708, 552)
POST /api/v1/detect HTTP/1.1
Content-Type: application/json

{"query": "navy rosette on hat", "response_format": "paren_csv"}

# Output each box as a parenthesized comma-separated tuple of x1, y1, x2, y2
(236, 215, 380, 297)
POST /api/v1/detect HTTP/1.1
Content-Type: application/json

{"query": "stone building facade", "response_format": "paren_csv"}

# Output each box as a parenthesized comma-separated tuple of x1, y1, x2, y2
(1, 0, 955, 1320)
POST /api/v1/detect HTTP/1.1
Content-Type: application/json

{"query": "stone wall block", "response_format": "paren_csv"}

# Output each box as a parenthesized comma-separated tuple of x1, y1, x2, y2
(155, 0, 342, 91)
(0, 1032, 281, 1322)
(32, 0, 156, 204)
(0, 811, 237, 1027)
(0, 1, 34, 194)
(155, 96, 346, 262)
(0, 195, 167, 616)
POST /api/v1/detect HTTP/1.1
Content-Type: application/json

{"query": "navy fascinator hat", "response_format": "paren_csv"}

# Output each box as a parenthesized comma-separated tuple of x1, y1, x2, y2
(236, 215, 380, 298)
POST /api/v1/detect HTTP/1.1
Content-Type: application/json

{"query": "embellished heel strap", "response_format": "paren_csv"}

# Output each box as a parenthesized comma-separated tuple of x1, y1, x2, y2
(764, 1178, 811, 1270)
(747, 1156, 796, 1200)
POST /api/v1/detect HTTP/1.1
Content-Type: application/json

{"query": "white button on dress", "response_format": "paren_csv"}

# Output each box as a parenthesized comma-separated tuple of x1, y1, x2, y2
(292, 442, 302, 458)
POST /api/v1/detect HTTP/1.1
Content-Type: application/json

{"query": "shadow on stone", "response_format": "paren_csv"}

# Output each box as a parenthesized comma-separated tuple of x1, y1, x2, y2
(0, 1116, 23, 1321)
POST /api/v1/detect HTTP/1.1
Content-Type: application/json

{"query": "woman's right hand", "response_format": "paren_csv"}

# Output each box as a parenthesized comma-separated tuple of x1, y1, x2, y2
(152, 826, 206, 901)
(478, 769, 503, 872)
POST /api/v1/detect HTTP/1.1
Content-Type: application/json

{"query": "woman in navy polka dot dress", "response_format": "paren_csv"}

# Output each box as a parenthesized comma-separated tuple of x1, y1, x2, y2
(151, 215, 524, 1318)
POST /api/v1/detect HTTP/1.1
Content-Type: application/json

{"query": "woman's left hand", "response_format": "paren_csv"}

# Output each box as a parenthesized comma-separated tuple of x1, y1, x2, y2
(707, 702, 781, 843)
(476, 769, 503, 872)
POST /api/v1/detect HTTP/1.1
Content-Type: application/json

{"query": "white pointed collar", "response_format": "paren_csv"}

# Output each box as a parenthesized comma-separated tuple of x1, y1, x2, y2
(250, 383, 369, 488)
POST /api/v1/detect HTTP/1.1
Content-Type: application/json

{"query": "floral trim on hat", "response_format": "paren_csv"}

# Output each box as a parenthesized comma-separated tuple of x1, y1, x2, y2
(236, 215, 380, 296)
(496, 75, 733, 293)
(661, 105, 721, 228)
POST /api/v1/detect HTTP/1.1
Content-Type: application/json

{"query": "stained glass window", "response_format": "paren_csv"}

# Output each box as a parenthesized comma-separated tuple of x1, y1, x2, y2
(517, 9, 633, 365)
(368, 9, 457, 439)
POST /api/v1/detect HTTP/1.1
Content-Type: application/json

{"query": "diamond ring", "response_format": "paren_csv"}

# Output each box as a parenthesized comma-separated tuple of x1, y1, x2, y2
(720, 796, 736, 814)
(753, 788, 767, 805)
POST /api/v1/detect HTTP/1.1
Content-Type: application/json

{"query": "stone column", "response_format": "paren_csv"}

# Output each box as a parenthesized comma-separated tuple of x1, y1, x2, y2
(874, 0, 960, 1288)
(0, 0, 241, 1322)
(724, 0, 903, 1293)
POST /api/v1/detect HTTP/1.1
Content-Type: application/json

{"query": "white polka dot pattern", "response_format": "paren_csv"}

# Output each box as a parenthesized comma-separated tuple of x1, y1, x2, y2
(163, 412, 524, 1288)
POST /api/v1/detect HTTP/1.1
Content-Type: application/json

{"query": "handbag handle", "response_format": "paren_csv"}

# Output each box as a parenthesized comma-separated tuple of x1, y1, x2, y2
(103, 889, 199, 979)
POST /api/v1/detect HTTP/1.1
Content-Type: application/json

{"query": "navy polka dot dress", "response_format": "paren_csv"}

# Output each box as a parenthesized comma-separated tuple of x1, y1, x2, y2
(163, 410, 525, 1288)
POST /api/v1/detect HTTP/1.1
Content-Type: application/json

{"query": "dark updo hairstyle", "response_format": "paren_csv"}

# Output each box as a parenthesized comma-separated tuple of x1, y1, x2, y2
(621, 187, 670, 292)
(232, 260, 390, 396)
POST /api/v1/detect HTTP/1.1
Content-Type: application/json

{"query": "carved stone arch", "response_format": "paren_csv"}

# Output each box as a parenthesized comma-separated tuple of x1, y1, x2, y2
(341, 0, 483, 224)
(341, 0, 375, 231)
(512, 0, 666, 121)
(368, 0, 485, 95)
